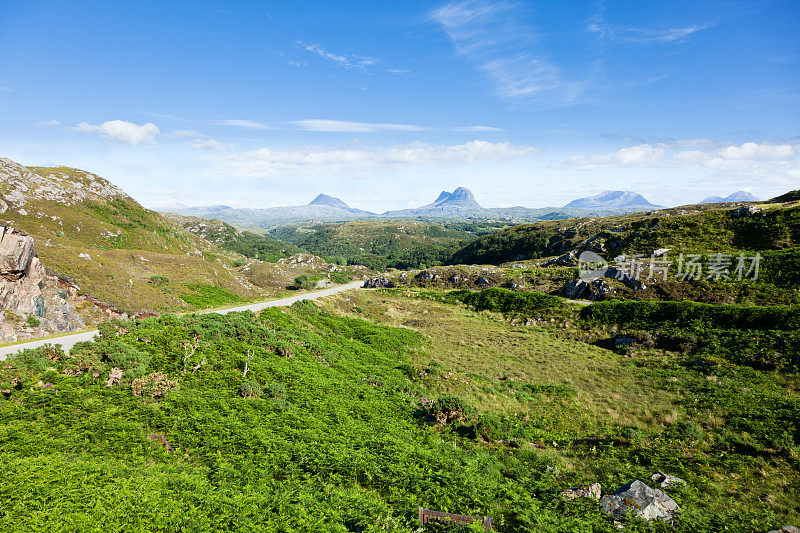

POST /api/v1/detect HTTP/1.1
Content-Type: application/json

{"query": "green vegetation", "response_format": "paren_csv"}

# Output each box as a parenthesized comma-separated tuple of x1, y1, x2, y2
(581, 300, 800, 372)
(292, 274, 318, 290)
(169, 215, 302, 262)
(271, 220, 509, 270)
(451, 203, 800, 265)
(330, 271, 354, 284)
(147, 275, 170, 287)
(25, 316, 40, 328)
(179, 284, 247, 308)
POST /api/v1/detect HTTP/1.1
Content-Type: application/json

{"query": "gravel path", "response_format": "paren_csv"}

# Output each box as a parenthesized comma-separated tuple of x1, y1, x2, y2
(0, 281, 363, 359)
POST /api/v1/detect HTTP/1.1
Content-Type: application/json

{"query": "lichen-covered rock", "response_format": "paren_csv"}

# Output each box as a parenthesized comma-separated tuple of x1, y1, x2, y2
(561, 483, 602, 500)
(600, 480, 680, 523)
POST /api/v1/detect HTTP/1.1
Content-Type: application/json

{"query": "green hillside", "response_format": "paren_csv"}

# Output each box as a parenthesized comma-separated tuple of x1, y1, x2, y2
(0, 160, 345, 317)
(450, 200, 800, 266)
(168, 214, 302, 262)
(2, 294, 797, 531)
(271, 219, 508, 270)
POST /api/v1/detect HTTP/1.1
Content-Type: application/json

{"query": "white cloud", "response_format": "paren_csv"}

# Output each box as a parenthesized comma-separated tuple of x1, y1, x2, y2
(214, 119, 271, 129)
(35, 120, 60, 127)
(453, 125, 504, 132)
(74, 120, 159, 144)
(431, 1, 583, 105)
(297, 41, 379, 71)
(290, 119, 426, 132)
(189, 139, 234, 152)
(167, 129, 205, 138)
(618, 25, 709, 44)
(214, 140, 540, 178)
(0, 85, 15, 92)
(718, 142, 794, 159)
(566, 141, 800, 185)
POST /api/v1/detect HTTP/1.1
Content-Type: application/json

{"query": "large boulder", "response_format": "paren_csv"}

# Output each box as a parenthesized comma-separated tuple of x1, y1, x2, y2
(0, 227, 35, 280)
(363, 277, 394, 288)
(563, 278, 612, 300)
(600, 480, 680, 523)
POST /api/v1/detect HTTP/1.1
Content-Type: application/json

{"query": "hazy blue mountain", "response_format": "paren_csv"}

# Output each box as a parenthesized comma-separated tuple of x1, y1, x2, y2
(564, 190, 660, 209)
(699, 191, 759, 204)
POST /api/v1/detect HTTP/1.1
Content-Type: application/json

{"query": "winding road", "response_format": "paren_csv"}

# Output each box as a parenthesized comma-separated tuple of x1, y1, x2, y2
(0, 281, 364, 360)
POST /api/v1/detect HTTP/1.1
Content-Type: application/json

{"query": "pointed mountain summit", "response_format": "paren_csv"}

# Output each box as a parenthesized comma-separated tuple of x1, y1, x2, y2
(309, 193, 351, 209)
(699, 191, 759, 204)
(434, 187, 482, 209)
(564, 190, 660, 209)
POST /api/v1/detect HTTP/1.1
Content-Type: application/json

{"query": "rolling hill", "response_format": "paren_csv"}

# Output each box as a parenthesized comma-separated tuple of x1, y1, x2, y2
(0, 158, 353, 319)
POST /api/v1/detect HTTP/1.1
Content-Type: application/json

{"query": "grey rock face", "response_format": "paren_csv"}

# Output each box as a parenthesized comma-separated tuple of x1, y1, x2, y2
(600, 480, 680, 522)
(730, 205, 762, 217)
(0, 227, 84, 342)
(650, 471, 685, 489)
(0, 227, 35, 280)
(563, 278, 612, 300)
(363, 277, 394, 288)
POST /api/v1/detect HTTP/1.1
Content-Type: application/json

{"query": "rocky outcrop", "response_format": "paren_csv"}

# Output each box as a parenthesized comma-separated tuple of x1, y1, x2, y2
(563, 278, 613, 300)
(0, 227, 84, 342)
(363, 277, 394, 288)
(0, 227, 35, 280)
(600, 480, 680, 523)
(543, 251, 577, 267)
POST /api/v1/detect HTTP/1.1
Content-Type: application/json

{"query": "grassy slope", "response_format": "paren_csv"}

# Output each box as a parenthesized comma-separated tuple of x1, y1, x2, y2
(323, 290, 800, 528)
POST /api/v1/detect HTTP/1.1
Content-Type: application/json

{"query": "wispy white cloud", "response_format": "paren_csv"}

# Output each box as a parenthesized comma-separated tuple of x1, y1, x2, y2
(290, 119, 427, 132)
(587, 12, 709, 45)
(34, 120, 61, 127)
(431, 0, 584, 105)
(212, 140, 540, 178)
(74, 119, 159, 144)
(0, 85, 16, 92)
(297, 41, 381, 72)
(453, 125, 504, 132)
(189, 138, 234, 152)
(214, 119, 271, 129)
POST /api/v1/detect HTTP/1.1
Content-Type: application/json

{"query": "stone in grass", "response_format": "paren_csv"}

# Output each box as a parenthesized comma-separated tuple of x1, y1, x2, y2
(766, 526, 799, 533)
(561, 483, 602, 500)
(651, 471, 686, 489)
(600, 480, 680, 522)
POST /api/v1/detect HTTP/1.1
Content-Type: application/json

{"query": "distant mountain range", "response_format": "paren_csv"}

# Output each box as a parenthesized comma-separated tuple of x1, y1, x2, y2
(699, 191, 759, 204)
(165, 187, 662, 228)
(564, 190, 661, 209)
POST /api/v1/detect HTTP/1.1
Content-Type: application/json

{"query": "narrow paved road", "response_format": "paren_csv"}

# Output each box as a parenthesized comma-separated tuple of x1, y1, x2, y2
(0, 281, 364, 359)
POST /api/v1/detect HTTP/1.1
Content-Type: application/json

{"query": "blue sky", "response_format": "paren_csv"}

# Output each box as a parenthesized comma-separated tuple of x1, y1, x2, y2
(1, 0, 798, 210)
